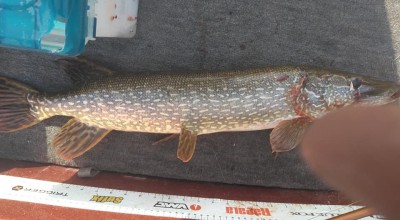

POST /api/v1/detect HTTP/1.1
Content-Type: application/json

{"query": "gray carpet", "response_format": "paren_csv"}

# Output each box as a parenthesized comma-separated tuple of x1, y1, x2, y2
(0, 0, 399, 190)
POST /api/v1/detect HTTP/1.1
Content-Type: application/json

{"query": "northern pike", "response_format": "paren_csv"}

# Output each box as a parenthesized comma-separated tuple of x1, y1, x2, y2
(0, 58, 398, 162)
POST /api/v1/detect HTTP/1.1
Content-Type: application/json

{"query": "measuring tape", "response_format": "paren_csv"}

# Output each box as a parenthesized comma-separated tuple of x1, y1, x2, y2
(0, 175, 382, 220)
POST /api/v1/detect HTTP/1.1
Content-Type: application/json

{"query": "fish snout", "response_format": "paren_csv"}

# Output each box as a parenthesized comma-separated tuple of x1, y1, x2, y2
(390, 89, 400, 99)
(355, 79, 400, 104)
(357, 84, 379, 97)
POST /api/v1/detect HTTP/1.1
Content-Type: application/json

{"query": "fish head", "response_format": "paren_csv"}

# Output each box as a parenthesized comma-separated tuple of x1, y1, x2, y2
(299, 69, 400, 118)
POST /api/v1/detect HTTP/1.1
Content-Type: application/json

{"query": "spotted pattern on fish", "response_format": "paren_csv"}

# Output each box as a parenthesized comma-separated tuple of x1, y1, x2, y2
(22, 64, 400, 140)
(1, 61, 399, 162)
(29, 67, 308, 135)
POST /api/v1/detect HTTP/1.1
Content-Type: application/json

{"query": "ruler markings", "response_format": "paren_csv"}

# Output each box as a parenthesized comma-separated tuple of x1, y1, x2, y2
(0, 175, 381, 220)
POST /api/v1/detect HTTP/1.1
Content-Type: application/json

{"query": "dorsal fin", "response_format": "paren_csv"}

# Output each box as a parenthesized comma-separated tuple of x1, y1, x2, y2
(54, 57, 114, 86)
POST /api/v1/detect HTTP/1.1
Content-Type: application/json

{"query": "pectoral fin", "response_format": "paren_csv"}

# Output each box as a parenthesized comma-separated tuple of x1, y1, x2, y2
(177, 127, 198, 162)
(270, 117, 312, 153)
(52, 118, 111, 160)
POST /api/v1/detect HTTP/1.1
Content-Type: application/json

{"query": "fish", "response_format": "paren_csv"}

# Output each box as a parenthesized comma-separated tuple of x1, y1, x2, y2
(0, 58, 399, 162)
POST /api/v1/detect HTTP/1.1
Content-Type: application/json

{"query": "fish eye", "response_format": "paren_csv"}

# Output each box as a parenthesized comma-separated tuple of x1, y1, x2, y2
(350, 77, 362, 90)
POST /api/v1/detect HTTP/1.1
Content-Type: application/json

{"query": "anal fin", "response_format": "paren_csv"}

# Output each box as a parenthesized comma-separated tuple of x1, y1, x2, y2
(52, 118, 111, 160)
(270, 117, 312, 153)
(177, 127, 198, 162)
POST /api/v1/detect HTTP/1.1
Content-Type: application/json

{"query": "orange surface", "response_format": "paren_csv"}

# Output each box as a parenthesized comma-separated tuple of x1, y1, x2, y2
(0, 159, 353, 219)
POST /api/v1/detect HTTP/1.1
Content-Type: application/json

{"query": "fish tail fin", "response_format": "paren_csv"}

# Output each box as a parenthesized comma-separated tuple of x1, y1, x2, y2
(0, 76, 40, 132)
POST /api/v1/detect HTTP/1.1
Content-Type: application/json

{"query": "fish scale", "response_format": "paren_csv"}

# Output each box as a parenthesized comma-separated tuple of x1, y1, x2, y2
(32, 68, 301, 134)
(0, 58, 398, 162)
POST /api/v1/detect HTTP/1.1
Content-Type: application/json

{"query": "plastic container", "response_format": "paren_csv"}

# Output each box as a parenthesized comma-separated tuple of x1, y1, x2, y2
(0, 0, 139, 56)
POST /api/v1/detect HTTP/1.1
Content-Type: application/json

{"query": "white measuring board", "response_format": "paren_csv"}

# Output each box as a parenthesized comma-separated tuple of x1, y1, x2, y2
(0, 175, 383, 220)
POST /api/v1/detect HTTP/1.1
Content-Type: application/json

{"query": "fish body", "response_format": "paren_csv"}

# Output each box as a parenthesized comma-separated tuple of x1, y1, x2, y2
(31, 67, 305, 134)
(0, 58, 398, 162)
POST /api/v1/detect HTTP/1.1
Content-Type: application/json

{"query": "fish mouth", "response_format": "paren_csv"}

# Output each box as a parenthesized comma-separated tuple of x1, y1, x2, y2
(356, 79, 400, 104)
(390, 89, 400, 99)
